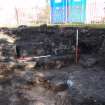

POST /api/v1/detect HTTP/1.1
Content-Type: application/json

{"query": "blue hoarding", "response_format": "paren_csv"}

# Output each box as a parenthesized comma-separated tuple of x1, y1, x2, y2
(67, 0, 86, 23)
(50, 0, 67, 7)
(51, 6, 66, 23)
(50, 0, 67, 24)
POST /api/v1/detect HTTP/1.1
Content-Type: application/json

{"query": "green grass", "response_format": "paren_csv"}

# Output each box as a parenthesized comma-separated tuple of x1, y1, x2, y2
(59, 23, 105, 29)
(47, 23, 105, 29)
(1, 23, 105, 29)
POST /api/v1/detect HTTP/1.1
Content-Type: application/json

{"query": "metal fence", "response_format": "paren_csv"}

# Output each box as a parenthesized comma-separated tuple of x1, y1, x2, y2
(15, 5, 105, 25)
(0, 1, 105, 27)
(50, 0, 105, 25)
(0, 7, 49, 27)
(14, 7, 50, 26)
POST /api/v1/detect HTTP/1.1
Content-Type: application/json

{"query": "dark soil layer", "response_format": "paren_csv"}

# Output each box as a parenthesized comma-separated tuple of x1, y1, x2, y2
(0, 25, 105, 105)
(14, 26, 105, 67)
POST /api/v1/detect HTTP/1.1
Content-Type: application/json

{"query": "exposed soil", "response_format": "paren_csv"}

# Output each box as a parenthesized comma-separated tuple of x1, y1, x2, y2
(0, 25, 105, 105)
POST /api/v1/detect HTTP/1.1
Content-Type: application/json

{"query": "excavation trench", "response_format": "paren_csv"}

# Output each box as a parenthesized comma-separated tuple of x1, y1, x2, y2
(0, 26, 105, 105)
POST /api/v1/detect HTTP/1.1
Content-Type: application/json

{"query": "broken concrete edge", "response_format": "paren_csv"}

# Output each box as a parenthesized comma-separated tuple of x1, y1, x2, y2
(0, 32, 16, 44)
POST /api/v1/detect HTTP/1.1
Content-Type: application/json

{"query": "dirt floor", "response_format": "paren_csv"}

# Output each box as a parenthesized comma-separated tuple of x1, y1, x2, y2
(0, 26, 105, 105)
(0, 64, 105, 105)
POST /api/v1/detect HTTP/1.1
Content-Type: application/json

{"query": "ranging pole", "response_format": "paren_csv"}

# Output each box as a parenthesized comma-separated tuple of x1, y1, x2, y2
(76, 29, 79, 64)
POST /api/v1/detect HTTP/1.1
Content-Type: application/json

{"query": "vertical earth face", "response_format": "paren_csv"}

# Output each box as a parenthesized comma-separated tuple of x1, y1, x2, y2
(0, 26, 105, 105)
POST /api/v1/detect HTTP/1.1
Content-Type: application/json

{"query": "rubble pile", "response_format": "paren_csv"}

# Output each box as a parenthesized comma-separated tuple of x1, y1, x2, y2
(0, 28, 16, 62)
(0, 67, 71, 105)
(13, 26, 75, 69)
(79, 29, 105, 54)
(80, 97, 105, 105)
(0, 26, 105, 105)
(12, 26, 105, 68)
(0, 26, 105, 68)
(15, 28, 73, 56)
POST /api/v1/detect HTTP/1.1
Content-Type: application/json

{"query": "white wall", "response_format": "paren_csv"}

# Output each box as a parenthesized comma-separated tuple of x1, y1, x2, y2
(0, 8, 17, 26)
(86, 0, 105, 23)
(0, 0, 46, 8)
(0, 0, 47, 26)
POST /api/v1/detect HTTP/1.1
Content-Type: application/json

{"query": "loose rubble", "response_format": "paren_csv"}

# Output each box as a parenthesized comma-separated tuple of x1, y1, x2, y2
(0, 26, 105, 105)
